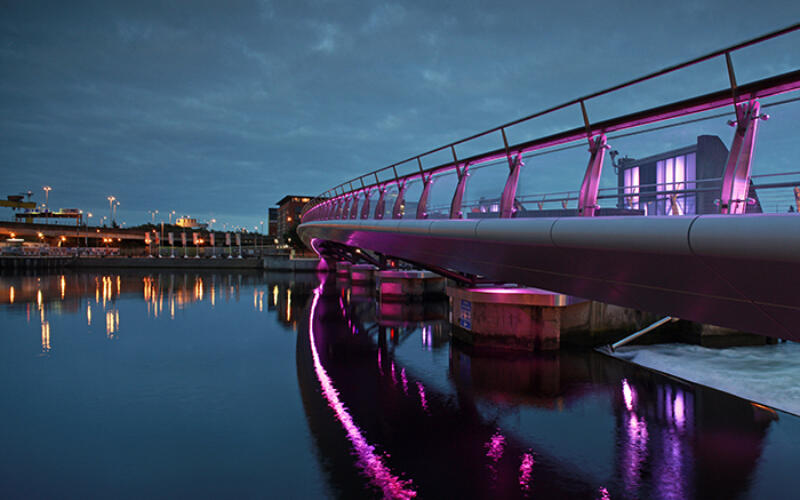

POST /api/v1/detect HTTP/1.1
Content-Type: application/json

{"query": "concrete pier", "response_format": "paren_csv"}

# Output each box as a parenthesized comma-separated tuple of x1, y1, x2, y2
(448, 286, 584, 351)
(336, 261, 351, 277)
(448, 285, 770, 351)
(350, 264, 377, 284)
(377, 269, 445, 301)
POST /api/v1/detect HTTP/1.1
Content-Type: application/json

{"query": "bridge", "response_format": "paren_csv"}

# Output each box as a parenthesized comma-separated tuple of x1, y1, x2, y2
(298, 25, 800, 342)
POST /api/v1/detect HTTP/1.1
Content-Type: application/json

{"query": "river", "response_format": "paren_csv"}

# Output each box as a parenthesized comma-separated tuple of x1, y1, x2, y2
(1, 269, 798, 499)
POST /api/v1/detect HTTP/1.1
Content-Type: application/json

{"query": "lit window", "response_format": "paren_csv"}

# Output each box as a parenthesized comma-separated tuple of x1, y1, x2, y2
(657, 153, 696, 215)
(623, 167, 640, 209)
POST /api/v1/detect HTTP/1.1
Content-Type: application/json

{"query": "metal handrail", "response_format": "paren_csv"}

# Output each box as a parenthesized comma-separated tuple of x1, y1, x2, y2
(303, 24, 800, 218)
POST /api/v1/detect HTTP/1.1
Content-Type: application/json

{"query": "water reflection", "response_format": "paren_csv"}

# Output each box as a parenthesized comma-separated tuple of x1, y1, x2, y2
(0, 268, 792, 499)
(0, 270, 315, 355)
(298, 271, 784, 499)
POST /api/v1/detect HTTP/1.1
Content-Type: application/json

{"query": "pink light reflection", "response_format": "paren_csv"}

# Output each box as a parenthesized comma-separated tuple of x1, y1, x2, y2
(519, 452, 535, 491)
(673, 391, 685, 429)
(597, 486, 611, 500)
(622, 379, 635, 412)
(401, 368, 409, 395)
(309, 285, 416, 499)
(416, 382, 428, 413)
(485, 431, 506, 462)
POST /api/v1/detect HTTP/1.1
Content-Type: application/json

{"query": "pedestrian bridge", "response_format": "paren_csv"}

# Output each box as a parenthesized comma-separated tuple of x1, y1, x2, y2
(298, 25, 800, 342)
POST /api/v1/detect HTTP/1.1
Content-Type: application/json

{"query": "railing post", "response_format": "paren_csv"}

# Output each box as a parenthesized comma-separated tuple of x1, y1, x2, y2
(374, 186, 387, 219)
(578, 134, 608, 216)
(360, 189, 372, 219)
(720, 100, 764, 214)
(392, 180, 408, 219)
(499, 154, 522, 218)
(349, 192, 360, 219)
(450, 164, 470, 219)
(416, 174, 434, 219)
(343, 195, 354, 220)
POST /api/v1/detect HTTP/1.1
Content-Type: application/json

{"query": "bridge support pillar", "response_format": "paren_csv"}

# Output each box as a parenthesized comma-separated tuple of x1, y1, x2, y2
(578, 135, 608, 216)
(377, 269, 446, 301)
(447, 286, 577, 351)
(720, 100, 764, 214)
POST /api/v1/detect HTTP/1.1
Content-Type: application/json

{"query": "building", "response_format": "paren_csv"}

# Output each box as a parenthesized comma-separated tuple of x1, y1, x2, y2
(175, 217, 201, 229)
(276, 196, 312, 243)
(267, 207, 278, 237)
(616, 134, 761, 215)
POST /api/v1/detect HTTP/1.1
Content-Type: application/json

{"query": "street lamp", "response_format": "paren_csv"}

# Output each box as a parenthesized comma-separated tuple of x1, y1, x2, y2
(149, 209, 159, 224)
(43, 186, 52, 224)
(84, 212, 93, 247)
(169, 210, 176, 224)
(107, 196, 116, 226)
(209, 218, 216, 230)
(113, 201, 120, 226)
(43, 186, 52, 209)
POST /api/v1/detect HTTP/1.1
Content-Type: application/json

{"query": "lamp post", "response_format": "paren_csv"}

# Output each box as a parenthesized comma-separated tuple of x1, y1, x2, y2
(260, 220, 265, 254)
(43, 186, 52, 224)
(113, 201, 120, 227)
(85, 212, 92, 247)
(169, 210, 175, 224)
(107, 196, 116, 227)
(149, 209, 159, 224)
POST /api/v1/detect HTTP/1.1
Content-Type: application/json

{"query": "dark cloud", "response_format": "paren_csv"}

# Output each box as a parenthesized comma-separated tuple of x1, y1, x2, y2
(1, 0, 799, 228)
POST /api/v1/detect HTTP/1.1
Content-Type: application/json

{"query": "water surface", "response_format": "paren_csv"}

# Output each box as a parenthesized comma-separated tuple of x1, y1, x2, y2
(1, 269, 798, 499)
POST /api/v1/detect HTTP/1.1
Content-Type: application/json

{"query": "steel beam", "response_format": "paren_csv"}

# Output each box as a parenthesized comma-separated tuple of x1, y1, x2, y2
(349, 193, 360, 219)
(720, 100, 763, 214)
(416, 174, 434, 219)
(392, 180, 408, 220)
(499, 155, 522, 218)
(374, 186, 387, 220)
(578, 135, 608, 216)
(360, 189, 372, 219)
(450, 164, 470, 219)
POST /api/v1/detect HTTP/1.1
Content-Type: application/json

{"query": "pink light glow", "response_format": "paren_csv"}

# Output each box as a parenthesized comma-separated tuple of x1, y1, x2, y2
(416, 382, 428, 413)
(597, 486, 611, 500)
(391, 361, 398, 385)
(401, 368, 409, 395)
(309, 285, 416, 499)
(485, 431, 506, 462)
(519, 452, 535, 492)
(673, 391, 685, 429)
(622, 379, 635, 412)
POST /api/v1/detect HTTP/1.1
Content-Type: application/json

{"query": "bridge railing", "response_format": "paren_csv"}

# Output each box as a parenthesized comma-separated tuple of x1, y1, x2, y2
(302, 24, 800, 223)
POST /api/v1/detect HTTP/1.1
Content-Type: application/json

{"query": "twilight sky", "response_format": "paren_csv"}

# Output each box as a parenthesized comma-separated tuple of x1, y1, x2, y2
(2, 0, 799, 229)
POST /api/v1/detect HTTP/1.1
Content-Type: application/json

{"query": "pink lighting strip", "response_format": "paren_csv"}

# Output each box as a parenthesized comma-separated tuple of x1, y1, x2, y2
(309, 285, 417, 499)
(303, 23, 800, 220)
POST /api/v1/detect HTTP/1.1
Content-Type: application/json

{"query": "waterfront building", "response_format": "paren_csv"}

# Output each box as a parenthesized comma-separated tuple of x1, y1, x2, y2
(276, 196, 311, 243)
(616, 134, 762, 215)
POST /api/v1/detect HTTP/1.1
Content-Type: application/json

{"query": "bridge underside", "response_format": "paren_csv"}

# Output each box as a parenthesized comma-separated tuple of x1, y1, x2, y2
(299, 214, 800, 342)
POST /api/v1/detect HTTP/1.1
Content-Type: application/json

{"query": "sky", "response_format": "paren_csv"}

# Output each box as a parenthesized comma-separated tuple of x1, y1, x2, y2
(1, 0, 799, 230)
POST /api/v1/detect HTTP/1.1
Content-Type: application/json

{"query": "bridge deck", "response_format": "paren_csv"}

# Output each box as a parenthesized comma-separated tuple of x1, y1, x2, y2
(299, 214, 800, 341)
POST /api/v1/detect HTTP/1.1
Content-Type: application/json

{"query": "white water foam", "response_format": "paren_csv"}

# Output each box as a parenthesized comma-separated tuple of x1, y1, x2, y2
(610, 341, 800, 416)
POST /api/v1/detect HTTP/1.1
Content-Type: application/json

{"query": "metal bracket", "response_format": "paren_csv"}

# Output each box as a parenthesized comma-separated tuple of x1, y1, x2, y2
(500, 154, 522, 218)
(720, 100, 764, 214)
(349, 192, 360, 219)
(578, 134, 608, 217)
(339, 196, 351, 220)
(360, 188, 372, 219)
(392, 180, 408, 219)
(416, 173, 434, 219)
(450, 162, 470, 219)
(374, 185, 387, 220)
